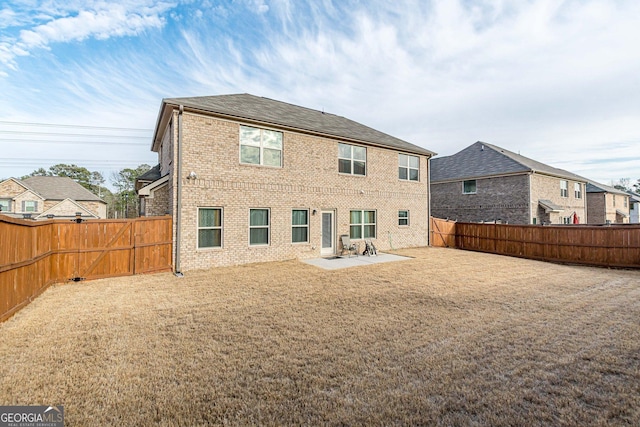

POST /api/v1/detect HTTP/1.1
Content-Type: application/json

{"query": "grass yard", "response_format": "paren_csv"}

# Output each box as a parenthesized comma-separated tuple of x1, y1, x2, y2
(1, 247, 639, 426)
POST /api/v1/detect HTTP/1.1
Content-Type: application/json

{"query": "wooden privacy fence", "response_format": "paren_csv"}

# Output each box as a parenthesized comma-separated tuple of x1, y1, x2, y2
(430, 217, 456, 248)
(0, 215, 172, 322)
(431, 217, 640, 269)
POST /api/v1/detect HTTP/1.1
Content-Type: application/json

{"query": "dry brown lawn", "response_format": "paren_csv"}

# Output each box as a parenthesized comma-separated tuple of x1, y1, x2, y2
(1, 247, 639, 426)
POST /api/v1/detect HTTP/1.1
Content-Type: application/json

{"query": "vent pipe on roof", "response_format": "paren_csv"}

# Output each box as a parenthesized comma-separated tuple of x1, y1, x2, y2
(481, 144, 484, 151)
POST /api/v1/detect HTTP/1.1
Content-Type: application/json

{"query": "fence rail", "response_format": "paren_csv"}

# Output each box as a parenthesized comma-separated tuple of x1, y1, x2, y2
(1, 215, 172, 322)
(430, 217, 640, 269)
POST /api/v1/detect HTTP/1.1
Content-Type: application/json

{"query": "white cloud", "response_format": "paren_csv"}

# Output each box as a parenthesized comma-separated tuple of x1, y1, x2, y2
(0, 1, 176, 70)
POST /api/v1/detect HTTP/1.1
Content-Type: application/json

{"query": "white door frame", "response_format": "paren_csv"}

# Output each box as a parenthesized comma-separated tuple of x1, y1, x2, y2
(321, 210, 335, 256)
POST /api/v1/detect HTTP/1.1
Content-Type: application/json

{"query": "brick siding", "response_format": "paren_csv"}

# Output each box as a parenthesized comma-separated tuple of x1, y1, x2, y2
(148, 111, 430, 270)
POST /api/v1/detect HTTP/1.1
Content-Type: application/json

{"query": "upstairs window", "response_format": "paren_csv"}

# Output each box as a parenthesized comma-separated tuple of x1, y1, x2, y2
(574, 183, 582, 199)
(463, 180, 477, 194)
(338, 143, 366, 176)
(613, 195, 616, 207)
(240, 125, 283, 167)
(624, 197, 628, 208)
(0, 199, 10, 212)
(560, 180, 568, 198)
(399, 154, 419, 181)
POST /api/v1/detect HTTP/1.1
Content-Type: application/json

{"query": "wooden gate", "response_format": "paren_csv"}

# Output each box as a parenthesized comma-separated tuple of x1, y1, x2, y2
(1, 216, 172, 322)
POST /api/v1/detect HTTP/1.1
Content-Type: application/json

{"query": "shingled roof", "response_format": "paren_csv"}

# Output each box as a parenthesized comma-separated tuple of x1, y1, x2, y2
(156, 94, 435, 156)
(431, 141, 588, 183)
(21, 176, 104, 202)
(586, 181, 630, 196)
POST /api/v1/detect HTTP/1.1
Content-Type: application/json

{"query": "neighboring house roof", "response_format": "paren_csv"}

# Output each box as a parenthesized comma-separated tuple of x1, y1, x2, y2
(586, 182, 631, 196)
(627, 191, 640, 203)
(138, 175, 169, 196)
(154, 93, 435, 157)
(21, 176, 105, 203)
(137, 164, 161, 182)
(431, 141, 588, 183)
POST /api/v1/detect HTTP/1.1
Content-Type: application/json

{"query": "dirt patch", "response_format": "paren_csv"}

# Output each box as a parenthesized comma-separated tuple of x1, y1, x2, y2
(1, 247, 639, 426)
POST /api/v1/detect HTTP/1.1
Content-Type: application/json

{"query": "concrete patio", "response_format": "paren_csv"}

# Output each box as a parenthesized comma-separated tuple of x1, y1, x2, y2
(301, 253, 412, 270)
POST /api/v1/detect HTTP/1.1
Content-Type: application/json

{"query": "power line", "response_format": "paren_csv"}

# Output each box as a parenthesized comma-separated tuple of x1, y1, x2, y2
(0, 130, 150, 139)
(0, 120, 152, 132)
(0, 138, 148, 146)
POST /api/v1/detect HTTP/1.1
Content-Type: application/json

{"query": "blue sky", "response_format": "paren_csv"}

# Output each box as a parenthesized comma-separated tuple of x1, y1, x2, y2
(1, 0, 639, 188)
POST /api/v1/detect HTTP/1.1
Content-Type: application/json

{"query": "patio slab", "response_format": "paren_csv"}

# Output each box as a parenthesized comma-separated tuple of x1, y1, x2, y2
(302, 253, 412, 270)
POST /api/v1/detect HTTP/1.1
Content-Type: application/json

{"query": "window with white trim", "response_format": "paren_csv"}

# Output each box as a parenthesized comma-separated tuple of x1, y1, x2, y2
(23, 201, 37, 212)
(574, 183, 582, 199)
(198, 208, 222, 249)
(240, 125, 283, 167)
(338, 143, 366, 176)
(249, 209, 270, 245)
(463, 180, 477, 194)
(292, 209, 309, 243)
(398, 154, 419, 181)
(398, 210, 409, 226)
(0, 199, 10, 212)
(560, 180, 568, 198)
(350, 210, 376, 239)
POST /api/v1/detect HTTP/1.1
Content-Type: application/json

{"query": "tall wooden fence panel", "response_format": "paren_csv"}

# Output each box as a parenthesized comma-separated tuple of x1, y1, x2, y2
(0, 216, 172, 322)
(430, 217, 457, 248)
(454, 221, 640, 269)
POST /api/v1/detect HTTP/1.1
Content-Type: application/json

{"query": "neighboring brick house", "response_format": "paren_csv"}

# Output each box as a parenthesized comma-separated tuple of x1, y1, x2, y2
(0, 176, 107, 219)
(431, 142, 588, 225)
(137, 93, 435, 271)
(586, 182, 630, 224)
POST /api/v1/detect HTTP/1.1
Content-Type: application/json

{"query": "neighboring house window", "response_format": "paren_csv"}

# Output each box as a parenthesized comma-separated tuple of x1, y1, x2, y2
(23, 201, 37, 212)
(463, 180, 477, 194)
(292, 209, 309, 243)
(249, 209, 270, 245)
(398, 210, 409, 226)
(574, 183, 582, 199)
(338, 143, 366, 176)
(0, 199, 10, 212)
(624, 197, 628, 208)
(198, 208, 223, 249)
(613, 195, 616, 207)
(398, 154, 419, 181)
(240, 125, 283, 167)
(350, 210, 376, 239)
(560, 180, 568, 198)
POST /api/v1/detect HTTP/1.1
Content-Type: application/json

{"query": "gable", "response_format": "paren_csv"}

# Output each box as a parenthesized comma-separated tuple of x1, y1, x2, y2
(36, 198, 99, 219)
(0, 178, 30, 198)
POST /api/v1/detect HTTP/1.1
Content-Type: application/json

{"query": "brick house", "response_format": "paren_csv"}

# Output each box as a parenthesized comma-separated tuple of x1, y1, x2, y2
(586, 182, 630, 224)
(137, 94, 435, 272)
(431, 142, 588, 225)
(0, 176, 107, 219)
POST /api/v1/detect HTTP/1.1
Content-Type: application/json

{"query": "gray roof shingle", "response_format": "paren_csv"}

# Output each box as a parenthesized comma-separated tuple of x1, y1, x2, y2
(21, 176, 105, 202)
(431, 141, 588, 182)
(586, 182, 630, 196)
(161, 94, 435, 156)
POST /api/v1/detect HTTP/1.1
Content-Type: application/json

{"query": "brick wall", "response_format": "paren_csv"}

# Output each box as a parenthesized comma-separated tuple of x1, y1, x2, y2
(530, 174, 586, 224)
(431, 174, 530, 223)
(146, 184, 170, 216)
(151, 111, 430, 270)
(587, 192, 630, 224)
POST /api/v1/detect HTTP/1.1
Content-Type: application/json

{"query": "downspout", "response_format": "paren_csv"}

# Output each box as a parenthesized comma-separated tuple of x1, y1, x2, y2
(174, 105, 184, 277)
(529, 173, 533, 224)
(427, 155, 432, 246)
